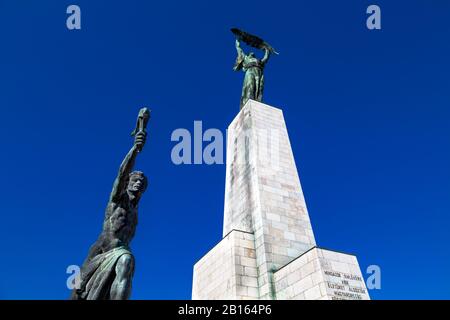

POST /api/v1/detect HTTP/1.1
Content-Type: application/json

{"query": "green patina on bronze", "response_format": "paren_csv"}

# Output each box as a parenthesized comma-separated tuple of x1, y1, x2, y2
(71, 108, 150, 300)
(231, 28, 278, 109)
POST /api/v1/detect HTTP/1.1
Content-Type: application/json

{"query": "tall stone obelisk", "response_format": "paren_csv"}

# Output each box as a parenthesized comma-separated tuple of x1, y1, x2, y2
(192, 100, 370, 300)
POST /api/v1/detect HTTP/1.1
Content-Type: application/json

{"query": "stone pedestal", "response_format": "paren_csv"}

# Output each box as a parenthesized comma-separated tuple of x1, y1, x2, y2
(192, 100, 369, 300)
(273, 247, 369, 300)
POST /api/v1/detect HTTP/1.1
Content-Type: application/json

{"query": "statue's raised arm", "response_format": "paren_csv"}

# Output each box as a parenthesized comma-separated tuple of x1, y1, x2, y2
(109, 137, 143, 202)
(233, 39, 245, 72)
(261, 47, 271, 66)
(110, 108, 150, 203)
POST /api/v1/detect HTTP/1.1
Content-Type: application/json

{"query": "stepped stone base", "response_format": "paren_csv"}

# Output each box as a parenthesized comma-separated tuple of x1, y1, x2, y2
(192, 100, 370, 300)
(192, 230, 259, 300)
(192, 230, 369, 300)
(274, 247, 370, 300)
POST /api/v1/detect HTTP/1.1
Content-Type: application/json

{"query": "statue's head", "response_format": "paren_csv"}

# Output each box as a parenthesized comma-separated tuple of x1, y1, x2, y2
(248, 52, 256, 58)
(127, 171, 148, 198)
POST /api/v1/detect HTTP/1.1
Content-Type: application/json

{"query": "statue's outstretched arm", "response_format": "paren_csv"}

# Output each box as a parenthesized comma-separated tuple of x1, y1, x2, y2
(234, 39, 245, 71)
(261, 48, 271, 65)
(109, 132, 146, 202)
(235, 39, 244, 55)
(237, 40, 246, 59)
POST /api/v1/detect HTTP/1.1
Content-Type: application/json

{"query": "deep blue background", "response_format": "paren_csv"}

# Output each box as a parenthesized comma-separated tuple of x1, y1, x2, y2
(0, 1, 449, 299)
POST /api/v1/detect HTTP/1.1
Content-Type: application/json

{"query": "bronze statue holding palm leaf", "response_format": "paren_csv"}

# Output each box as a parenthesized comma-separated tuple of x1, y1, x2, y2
(231, 28, 278, 109)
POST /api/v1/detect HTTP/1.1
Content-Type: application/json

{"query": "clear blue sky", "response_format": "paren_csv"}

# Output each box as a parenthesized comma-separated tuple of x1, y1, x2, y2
(0, 0, 449, 300)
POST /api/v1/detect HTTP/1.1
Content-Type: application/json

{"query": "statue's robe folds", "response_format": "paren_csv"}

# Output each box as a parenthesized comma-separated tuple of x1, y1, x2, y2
(234, 55, 265, 109)
(72, 246, 134, 300)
